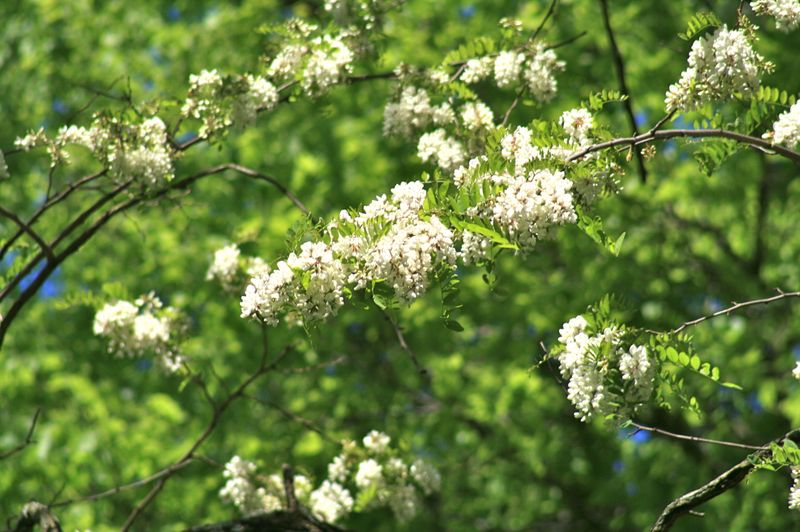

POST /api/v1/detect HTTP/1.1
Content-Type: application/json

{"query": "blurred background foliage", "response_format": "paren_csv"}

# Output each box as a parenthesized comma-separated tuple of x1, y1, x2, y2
(2, 0, 800, 530)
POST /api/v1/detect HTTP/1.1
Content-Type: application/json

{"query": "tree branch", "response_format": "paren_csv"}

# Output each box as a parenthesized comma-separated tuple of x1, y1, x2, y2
(630, 421, 765, 451)
(658, 288, 800, 335)
(120, 345, 293, 531)
(651, 429, 800, 531)
(598, 0, 647, 182)
(0, 408, 41, 460)
(567, 128, 800, 165)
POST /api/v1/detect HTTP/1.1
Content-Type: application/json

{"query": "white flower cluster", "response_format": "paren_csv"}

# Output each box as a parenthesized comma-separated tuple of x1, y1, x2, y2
(206, 244, 242, 288)
(93, 293, 184, 372)
(220, 456, 314, 516)
(523, 44, 566, 103)
(242, 180, 458, 326)
(790, 466, 800, 510)
(417, 129, 466, 172)
(665, 26, 766, 111)
(493, 51, 525, 88)
(302, 35, 354, 94)
(765, 100, 800, 148)
(459, 46, 564, 100)
(460, 102, 495, 131)
(752, 0, 800, 32)
(182, 69, 279, 137)
(383, 86, 434, 137)
(460, 57, 494, 84)
(241, 241, 346, 325)
(556, 315, 654, 421)
(560, 108, 594, 146)
(221, 431, 440, 524)
(487, 169, 578, 250)
(793, 361, 800, 380)
(16, 117, 174, 185)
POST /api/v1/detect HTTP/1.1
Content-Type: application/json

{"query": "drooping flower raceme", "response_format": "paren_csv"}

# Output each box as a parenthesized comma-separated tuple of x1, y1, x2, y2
(790, 466, 800, 510)
(383, 86, 433, 137)
(494, 51, 525, 88)
(523, 44, 566, 103)
(665, 26, 767, 111)
(765, 100, 800, 148)
(220, 431, 441, 524)
(206, 244, 242, 289)
(182, 70, 279, 137)
(556, 315, 654, 421)
(417, 129, 465, 172)
(93, 293, 184, 372)
(560, 108, 594, 145)
(752, 0, 800, 32)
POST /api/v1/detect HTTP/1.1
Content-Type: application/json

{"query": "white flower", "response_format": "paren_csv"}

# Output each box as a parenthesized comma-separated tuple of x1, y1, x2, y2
(417, 129, 465, 172)
(206, 244, 241, 287)
(302, 35, 354, 94)
(665, 27, 765, 110)
(790, 466, 800, 510)
(428, 68, 450, 84)
(327, 454, 348, 483)
(388, 484, 419, 522)
(383, 86, 432, 137)
(560, 108, 593, 145)
(459, 230, 492, 265)
(431, 102, 456, 126)
(460, 57, 494, 84)
(366, 216, 456, 302)
(523, 45, 565, 102)
(363, 430, 391, 453)
(14, 128, 48, 151)
(752, 0, 800, 32)
(500, 126, 537, 169)
(766, 100, 800, 148)
(93, 301, 139, 337)
(494, 51, 524, 88)
(460, 101, 495, 131)
(310, 480, 354, 523)
(793, 361, 800, 380)
(489, 169, 577, 250)
(268, 44, 308, 79)
(355, 459, 384, 490)
(410, 459, 441, 495)
(619, 344, 652, 387)
(232, 75, 279, 127)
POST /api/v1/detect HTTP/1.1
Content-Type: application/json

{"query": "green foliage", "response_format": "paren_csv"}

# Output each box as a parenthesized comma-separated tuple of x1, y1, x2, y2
(678, 11, 722, 41)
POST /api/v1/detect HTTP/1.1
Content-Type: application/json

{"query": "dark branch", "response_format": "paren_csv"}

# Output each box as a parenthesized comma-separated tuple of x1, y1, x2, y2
(651, 429, 800, 531)
(567, 128, 800, 165)
(598, 0, 647, 182)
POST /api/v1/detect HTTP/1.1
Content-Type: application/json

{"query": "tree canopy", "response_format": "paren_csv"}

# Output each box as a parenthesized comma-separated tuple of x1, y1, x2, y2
(2, 0, 800, 530)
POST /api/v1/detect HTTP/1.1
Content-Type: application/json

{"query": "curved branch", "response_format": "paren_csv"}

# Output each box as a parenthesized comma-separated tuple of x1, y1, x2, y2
(656, 288, 800, 335)
(568, 128, 800, 165)
(651, 429, 800, 531)
(0, 207, 54, 261)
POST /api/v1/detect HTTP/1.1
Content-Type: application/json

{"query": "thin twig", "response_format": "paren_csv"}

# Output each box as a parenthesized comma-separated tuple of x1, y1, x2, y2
(658, 288, 800, 335)
(630, 421, 765, 450)
(120, 346, 293, 531)
(567, 128, 800, 165)
(381, 310, 429, 380)
(598, 0, 647, 182)
(532, 0, 559, 41)
(0, 408, 41, 460)
(0, 207, 55, 261)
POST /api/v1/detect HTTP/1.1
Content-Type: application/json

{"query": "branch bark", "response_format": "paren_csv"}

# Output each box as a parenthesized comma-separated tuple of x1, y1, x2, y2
(651, 429, 800, 531)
